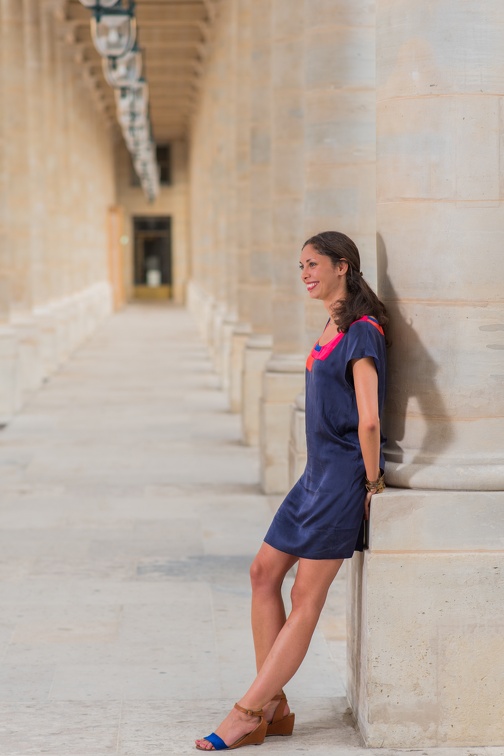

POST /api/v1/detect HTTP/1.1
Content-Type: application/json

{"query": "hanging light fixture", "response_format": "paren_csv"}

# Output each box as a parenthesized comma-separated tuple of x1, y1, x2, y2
(115, 81, 149, 117)
(78, 1, 120, 7)
(90, 2, 136, 58)
(103, 45, 142, 88)
(77, 0, 159, 201)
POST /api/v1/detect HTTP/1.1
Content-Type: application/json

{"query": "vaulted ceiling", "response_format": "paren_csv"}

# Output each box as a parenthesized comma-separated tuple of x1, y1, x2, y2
(64, 0, 218, 143)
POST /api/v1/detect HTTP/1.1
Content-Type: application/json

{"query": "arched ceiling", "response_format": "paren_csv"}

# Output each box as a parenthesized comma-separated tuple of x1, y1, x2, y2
(63, 0, 218, 143)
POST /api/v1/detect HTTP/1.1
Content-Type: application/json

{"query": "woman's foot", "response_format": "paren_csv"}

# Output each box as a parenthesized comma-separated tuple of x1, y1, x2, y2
(262, 695, 290, 725)
(195, 704, 264, 751)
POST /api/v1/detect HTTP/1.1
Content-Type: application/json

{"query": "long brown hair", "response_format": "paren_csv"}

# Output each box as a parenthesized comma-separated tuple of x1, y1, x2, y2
(302, 231, 388, 335)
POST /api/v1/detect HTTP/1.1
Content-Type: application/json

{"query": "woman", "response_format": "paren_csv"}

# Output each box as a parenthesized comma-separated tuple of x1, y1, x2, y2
(196, 231, 388, 751)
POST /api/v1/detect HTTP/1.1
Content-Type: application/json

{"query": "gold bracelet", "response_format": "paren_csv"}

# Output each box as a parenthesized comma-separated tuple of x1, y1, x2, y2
(365, 473, 385, 494)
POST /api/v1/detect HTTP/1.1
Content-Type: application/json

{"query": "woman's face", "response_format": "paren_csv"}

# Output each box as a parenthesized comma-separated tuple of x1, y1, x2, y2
(299, 244, 347, 306)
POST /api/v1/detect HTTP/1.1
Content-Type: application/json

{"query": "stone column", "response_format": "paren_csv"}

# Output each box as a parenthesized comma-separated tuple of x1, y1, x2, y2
(228, 0, 253, 410)
(199, 0, 237, 379)
(17, 0, 47, 393)
(289, 0, 378, 483)
(259, 0, 306, 493)
(2, 0, 31, 315)
(25, 0, 46, 311)
(240, 0, 273, 443)
(34, 4, 62, 375)
(348, 1, 504, 747)
(0, 0, 30, 419)
(0, 1, 16, 423)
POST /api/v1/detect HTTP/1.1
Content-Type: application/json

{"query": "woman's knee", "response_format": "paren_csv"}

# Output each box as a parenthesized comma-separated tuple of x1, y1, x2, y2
(290, 580, 328, 617)
(250, 552, 288, 593)
(250, 554, 275, 592)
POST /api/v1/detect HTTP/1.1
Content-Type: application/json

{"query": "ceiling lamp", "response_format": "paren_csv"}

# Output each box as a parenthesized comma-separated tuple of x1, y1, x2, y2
(77, 1, 120, 7)
(77, 0, 159, 201)
(90, 2, 136, 58)
(122, 117, 150, 144)
(103, 46, 142, 88)
(103, 54, 141, 89)
(115, 82, 149, 117)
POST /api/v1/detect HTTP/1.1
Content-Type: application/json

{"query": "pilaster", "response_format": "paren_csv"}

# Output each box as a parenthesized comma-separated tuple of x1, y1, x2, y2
(259, 0, 306, 493)
(349, 1, 504, 746)
(242, 333, 272, 445)
(288, 0, 378, 486)
(240, 0, 274, 443)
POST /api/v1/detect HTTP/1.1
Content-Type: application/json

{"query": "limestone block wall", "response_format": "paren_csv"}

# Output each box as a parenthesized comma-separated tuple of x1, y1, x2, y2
(347, 0, 504, 747)
(0, 1, 116, 423)
(191, 0, 379, 492)
(289, 0, 377, 485)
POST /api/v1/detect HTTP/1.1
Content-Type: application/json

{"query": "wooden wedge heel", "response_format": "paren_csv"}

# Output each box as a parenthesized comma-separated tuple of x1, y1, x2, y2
(266, 692, 295, 737)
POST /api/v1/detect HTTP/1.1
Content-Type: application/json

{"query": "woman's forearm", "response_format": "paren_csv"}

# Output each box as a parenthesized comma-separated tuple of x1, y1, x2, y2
(358, 422, 381, 482)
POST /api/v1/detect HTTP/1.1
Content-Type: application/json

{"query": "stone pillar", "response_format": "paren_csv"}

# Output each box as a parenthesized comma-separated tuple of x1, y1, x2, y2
(348, 1, 504, 747)
(0, 0, 29, 418)
(228, 0, 252, 411)
(16, 0, 47, 394)
(289, 0, 378, 484)
(259, 0, 306, 493)
(2, 0, 32, 316)
(198, 0, 237, 380)
(188, 0, 254, 398)
(211, 0, 236, 386)
(241, 0, 273, 443)
(35, 3, 62, 376)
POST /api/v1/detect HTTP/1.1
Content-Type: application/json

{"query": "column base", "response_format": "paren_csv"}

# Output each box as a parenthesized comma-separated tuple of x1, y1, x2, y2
(209, 302, 229, 382)
(186, 280, 215, 343)
(241, 334, 272, 445)
(11, 316, 44, 397)
(0, 283, 112, 426)
(347, 487, 504, 748)
(0, 326, 21, 424)
(259, 356, 305, 494)
(229, 322, 251, 413)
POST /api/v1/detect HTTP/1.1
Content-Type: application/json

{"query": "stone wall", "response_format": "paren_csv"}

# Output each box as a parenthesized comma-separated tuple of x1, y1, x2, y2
(188, 0, 504, 747)
(189, 0, 378, 491)
(347, 0, 504, 747)
(0, 0, 116, 423)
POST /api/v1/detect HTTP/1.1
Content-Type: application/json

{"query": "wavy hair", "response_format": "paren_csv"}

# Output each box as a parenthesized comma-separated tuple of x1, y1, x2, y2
(302, 231, 389, 336)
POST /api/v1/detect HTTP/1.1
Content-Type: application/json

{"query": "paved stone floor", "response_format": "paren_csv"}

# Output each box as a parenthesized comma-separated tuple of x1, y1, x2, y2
(0, 304, 499, 756)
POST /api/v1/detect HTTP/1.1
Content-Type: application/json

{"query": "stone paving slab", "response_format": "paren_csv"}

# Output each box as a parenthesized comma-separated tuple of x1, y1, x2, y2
(0, 304, 497, 756)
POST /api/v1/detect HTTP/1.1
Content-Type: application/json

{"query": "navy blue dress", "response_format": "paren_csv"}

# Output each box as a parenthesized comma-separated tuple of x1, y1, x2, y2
(264, 316, 386, 560)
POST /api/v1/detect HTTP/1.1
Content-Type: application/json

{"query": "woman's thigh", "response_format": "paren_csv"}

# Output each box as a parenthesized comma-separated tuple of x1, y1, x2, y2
(291, 557, 344, 612)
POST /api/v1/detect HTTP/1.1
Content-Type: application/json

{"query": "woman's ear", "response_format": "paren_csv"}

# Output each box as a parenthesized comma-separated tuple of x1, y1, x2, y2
(338, 258, 349, 276)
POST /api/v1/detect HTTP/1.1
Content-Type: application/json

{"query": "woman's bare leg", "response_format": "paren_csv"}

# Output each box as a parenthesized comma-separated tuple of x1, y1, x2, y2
(195, 556, 343, 751)
(250, 542, 298, 672)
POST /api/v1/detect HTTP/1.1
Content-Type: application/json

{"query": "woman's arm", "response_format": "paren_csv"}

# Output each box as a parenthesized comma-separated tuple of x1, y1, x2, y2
(351, 356, 382, 519)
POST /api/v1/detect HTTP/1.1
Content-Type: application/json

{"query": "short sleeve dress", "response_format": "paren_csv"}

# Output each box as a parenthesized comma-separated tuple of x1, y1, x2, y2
(264, 316, 387, 560)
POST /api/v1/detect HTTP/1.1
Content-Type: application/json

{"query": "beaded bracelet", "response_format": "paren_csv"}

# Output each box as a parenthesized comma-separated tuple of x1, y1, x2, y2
(365, 473, 386, 494)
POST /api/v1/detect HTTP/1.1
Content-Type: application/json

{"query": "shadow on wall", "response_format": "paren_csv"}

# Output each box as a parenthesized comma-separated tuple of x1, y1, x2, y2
(376, 234, 454, 487)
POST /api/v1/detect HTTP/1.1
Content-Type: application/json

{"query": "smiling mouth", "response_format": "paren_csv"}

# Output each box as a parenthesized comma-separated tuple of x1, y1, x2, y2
(306, 282, 319, 292)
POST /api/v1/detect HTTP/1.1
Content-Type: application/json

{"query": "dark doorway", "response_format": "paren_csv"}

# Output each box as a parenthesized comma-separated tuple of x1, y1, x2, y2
(133, 216, 172, 299)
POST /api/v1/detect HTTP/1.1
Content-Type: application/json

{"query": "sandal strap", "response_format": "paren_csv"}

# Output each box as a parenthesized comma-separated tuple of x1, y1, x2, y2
(271, 691, 286, 702)
(234, 703, 263, 717)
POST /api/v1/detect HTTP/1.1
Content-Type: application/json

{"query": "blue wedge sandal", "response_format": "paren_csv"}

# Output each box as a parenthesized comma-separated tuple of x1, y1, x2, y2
(195, 703, 267, 751)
